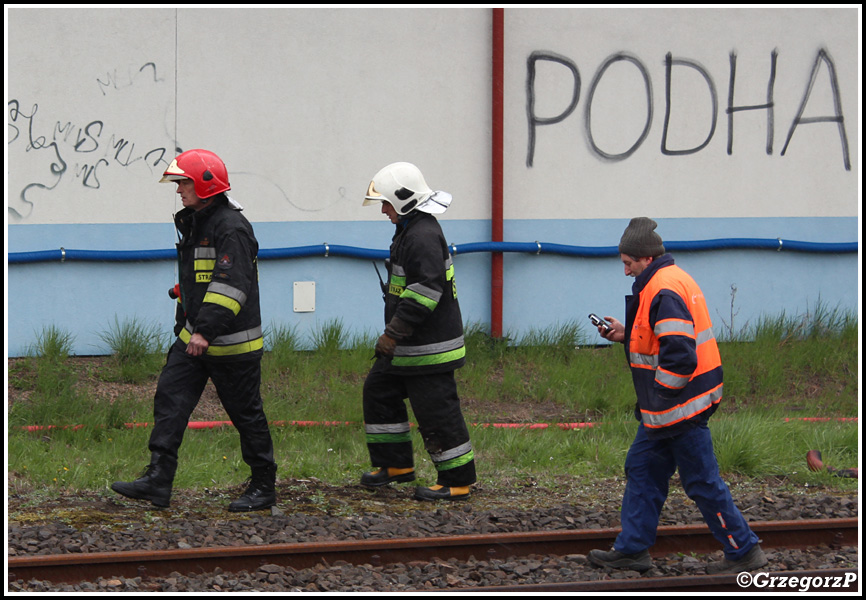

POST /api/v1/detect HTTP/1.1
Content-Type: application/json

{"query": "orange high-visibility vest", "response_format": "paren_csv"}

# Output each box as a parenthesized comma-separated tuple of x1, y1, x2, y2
(629, 264, 723, 430)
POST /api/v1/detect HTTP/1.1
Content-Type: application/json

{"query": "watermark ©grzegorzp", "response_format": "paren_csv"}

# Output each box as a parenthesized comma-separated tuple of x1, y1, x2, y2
(737, 571, 858, 592)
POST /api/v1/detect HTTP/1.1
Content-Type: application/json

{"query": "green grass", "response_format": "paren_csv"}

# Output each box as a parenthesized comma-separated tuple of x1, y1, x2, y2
(720, 305, 859, 414)
(97, 315, 168, 383)
(7, 309, 859, 494)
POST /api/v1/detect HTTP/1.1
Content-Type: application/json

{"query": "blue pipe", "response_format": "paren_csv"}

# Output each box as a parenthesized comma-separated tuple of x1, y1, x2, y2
(9, 248, 176, 263)
(258, 244, 388, 261)
(7, 239, 858, 264)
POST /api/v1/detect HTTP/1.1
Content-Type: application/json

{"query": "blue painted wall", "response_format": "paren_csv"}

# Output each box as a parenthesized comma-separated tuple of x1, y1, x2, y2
(7, 216, 857, 357)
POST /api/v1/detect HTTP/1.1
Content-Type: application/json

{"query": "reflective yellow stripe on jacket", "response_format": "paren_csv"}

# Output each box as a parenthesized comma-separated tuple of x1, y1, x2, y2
(179, 323, 263, 357)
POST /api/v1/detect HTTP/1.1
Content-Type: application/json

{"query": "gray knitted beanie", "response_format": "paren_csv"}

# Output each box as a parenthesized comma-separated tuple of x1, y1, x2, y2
(618, 217, 665, 258)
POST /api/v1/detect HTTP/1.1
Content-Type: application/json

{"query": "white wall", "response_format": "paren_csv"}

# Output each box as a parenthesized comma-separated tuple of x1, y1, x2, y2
(12, 7, 855, 227)
(505, 7, 857, 221)
(8, 7, 492, 225)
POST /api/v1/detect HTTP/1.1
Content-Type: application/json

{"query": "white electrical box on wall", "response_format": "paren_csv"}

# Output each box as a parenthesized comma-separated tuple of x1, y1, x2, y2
(293, 281, 316, 312)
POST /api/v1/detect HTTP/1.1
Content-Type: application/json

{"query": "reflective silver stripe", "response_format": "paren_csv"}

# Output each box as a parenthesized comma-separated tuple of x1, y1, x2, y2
(631, 329, 715, 370)
(696, 327, 716, 346)
(206, 281, 248, 306)
(655, 368, 690, 389)
(431, 441, 472, 463)
(629, 352, 658, 368)
(394, 335, 465, 357)
(405, 283, 442, 304)
(365, 422, 411, 434)
(194, 247, 216, 259)
(641, 385, 724, 428)
(183, 322, 262, 346)
(214, 326, 263, 346)
(654, 319, 695, 338)
(392, 258, 453, 278)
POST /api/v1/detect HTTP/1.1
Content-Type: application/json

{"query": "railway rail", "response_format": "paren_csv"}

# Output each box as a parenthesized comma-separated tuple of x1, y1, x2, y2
(8, 518, 858, 592)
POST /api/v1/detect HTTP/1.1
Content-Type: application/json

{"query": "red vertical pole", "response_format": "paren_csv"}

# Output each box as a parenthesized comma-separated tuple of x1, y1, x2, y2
(491, 8, 505, 339)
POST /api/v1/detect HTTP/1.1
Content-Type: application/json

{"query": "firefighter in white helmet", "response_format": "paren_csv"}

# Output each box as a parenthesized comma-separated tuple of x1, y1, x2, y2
(360, 162, 476, 501)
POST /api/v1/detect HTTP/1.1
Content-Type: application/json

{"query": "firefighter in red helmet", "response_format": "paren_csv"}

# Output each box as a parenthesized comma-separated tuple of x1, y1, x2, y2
(112, 149, 277, 512)
(160, 148, 231, 200)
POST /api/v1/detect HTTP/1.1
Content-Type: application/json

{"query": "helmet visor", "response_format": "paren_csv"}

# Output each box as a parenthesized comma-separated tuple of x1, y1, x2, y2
(159, 158, 189, 183)
(362, 180, 384, 206)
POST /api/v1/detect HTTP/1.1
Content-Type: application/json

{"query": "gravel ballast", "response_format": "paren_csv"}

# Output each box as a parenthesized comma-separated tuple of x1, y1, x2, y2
(7, 476, 859, 592)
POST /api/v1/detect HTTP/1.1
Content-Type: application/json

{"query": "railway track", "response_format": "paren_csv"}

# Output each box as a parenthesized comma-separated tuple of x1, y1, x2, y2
(8, 518, 858, 592)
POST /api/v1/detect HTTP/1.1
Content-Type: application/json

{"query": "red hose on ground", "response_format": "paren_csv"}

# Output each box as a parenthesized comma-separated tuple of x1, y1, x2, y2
(20, 417, 857, 433)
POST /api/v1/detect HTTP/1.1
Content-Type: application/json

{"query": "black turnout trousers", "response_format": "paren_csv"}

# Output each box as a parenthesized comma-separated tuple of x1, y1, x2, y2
(148, 341, 275, 469)
(363, 358, 476, 487)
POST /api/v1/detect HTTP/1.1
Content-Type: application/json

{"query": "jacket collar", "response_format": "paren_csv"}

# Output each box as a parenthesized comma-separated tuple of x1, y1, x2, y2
(632, 253, 675, 294)
(393, 210, 427, 233)
(174, 194, 227, 236)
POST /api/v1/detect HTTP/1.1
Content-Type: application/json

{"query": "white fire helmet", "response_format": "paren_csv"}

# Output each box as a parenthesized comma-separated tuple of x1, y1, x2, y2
(363, 162, 452, 215)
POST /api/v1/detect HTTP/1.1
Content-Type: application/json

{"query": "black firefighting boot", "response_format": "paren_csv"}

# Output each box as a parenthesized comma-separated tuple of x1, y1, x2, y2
(360, 467, 416, 487)
(413, 485, 471, 501)
(111, 453, 178, 508)
(228, 463, 277, 512)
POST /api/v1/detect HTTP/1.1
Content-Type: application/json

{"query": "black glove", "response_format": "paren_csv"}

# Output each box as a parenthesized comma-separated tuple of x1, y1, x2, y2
(375, 333, 397, 357)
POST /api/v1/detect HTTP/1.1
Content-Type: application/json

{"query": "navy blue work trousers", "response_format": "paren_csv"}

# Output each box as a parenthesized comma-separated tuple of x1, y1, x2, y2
(615, 422, 760, 560)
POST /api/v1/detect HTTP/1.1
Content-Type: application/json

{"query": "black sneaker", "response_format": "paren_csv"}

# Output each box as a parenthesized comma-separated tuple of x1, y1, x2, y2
(706, 544, 768, 574)
(588, 548, 653, 573)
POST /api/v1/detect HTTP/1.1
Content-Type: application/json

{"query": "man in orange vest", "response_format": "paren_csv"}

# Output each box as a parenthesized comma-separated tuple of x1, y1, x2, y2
(588, 217, 766, 574)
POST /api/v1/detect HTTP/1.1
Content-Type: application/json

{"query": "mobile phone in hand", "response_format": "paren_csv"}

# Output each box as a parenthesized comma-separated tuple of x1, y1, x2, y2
(588, 313, 612, 333)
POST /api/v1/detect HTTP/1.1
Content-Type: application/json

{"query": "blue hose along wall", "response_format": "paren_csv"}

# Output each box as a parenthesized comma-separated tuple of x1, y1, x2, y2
(7, 238, 858, 264)
(7, 219, 858, 358)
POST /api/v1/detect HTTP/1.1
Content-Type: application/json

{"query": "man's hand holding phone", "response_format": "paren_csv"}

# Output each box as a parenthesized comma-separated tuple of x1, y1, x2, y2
(589, 313, 625, 343)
